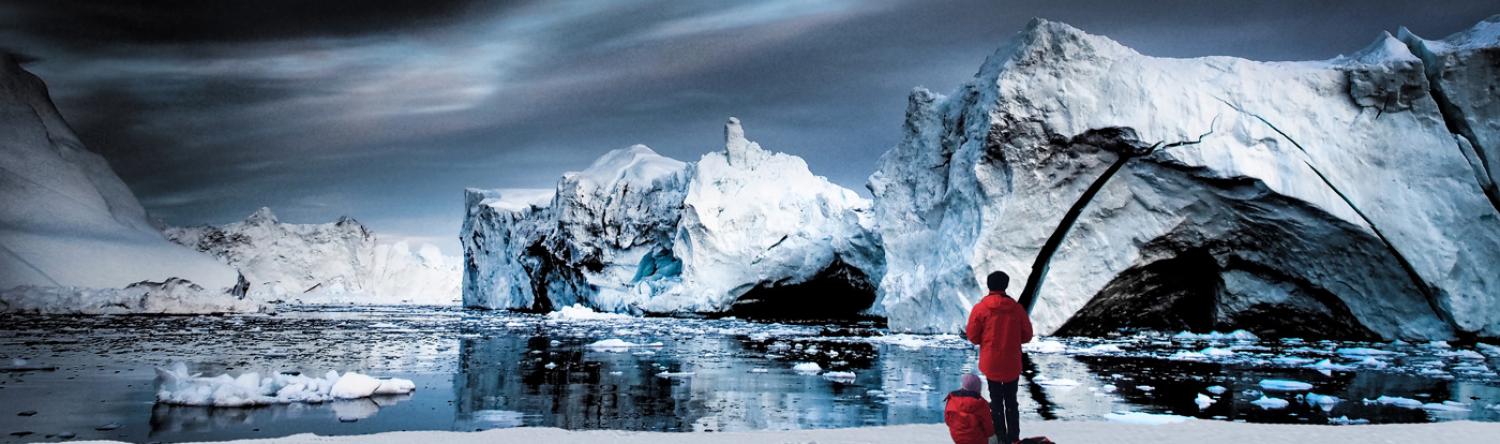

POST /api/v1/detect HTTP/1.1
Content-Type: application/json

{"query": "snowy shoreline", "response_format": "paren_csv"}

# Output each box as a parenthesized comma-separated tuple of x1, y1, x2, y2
(75, 421, 1500, 444)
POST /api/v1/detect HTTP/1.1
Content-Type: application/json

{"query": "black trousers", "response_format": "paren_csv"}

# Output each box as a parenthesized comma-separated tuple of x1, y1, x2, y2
(988, 378, 1020, 443)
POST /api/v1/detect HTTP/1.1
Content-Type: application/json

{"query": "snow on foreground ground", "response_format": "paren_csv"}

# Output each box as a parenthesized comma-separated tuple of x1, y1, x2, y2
(74, 421, 1500, 444)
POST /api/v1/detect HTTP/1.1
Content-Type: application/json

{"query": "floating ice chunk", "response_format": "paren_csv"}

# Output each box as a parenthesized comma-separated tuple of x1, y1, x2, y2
(1103, 412, 1192, 425)
(867, 333, 966, 349)
(154, 363, 414, 407)
(1136, 385, 1155, 392)
(1200, 347, 1236, 357)
(587, 338, 663, 352)
(1172, 330, 1259, 342)
(1439, 349, 1486, 360)
(1419, 368, 1453, 379)
(1357, 357, 1388, 369)
(1195, 393, 1216, 410)
(546, 304, 632, 321)
(1023, 340, 1066, 353)
(655, 371, 694, 379)
(1421, 402, 1469, 412)
(374, 378, 415, 395)
(331, 373, 386, 399)
(1205, 385, 1227, 395)
(1272, 357, 1315, 366)
(792, 362, 822, 374)
(1079, 344, 1123, 354)
(1328, 416, 1370, 425)
(1477, 343, 1500, 357)
(749, 368, 769, 373)
(822, 371, 856, 383)
(1426, 341, 1451, 348)
(1258, 379, 1313, 391)
(1366, 396, 1423, 409)
(1306, 393, 1341, 412)
(1338, 347, 1400, 356)
(1251, 396, 1290, 409)
(1308, 359, 1355, 372)
(543, 362, 558, 370)
(1102, 384, 1117, 393)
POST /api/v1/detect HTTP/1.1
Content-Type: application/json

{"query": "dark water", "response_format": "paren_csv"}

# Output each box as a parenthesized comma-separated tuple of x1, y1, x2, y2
(1, 306, 1497, 443)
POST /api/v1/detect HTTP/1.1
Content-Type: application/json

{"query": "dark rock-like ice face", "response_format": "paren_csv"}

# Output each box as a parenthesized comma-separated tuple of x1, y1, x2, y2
(727, 256, 879, 322)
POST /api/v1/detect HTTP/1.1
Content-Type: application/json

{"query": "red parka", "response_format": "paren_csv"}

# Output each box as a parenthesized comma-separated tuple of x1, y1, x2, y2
(966, 291, 1034, 382)
(944, 390, 994, 444)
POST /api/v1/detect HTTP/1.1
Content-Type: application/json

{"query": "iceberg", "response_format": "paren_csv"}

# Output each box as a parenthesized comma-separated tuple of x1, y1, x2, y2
(462, 119, 882, 319)
(868, 17, 1500, 339)
(166, 208, 461, 305)
(0, 54, 249, 313)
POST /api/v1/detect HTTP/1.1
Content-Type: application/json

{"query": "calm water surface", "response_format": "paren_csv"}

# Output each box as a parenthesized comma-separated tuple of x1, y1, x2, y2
(1, 306, 1497, 443)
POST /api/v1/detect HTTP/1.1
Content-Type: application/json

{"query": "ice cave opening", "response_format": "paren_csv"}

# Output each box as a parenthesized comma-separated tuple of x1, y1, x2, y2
(725, 257, 879, 322)
(1054, 247, 1222, 336)
(1053, 246, 1381, 340)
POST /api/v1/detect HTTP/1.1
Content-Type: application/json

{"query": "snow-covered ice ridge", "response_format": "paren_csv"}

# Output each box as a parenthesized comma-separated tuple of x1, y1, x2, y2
(463, 118, 882, 316)
(167, 208, 461, 305)
(0, 54, 250, 314)
(870, 16, 1500, 339)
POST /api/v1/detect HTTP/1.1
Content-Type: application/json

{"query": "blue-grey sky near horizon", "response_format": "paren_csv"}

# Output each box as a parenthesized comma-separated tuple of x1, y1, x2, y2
(2, 1, 1495, 254)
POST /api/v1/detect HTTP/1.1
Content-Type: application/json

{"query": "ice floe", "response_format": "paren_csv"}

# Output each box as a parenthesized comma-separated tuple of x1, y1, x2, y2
(1251, 396, 1289, 409)
(154, 363, 415, 407)
(1258, 379, 1313, 391)
(1103, 412, 1193, 425)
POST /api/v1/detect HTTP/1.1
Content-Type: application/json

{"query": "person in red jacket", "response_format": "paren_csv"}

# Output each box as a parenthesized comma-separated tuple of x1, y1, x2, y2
(944, 373, 994, 444)
(966, 271, 1033, 444)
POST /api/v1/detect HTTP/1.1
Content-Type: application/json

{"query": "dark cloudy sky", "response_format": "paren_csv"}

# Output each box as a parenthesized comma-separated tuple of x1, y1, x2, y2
(2, 1, 1494, 253)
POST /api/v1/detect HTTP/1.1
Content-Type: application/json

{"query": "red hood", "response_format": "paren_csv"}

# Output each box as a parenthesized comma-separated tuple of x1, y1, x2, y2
(982, 291, 1022, 312)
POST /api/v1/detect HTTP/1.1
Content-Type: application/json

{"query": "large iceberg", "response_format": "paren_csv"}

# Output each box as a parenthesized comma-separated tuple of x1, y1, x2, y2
(869, 18, 1500, 339)
(0, 54, 250, 313)
(463, 119, 882, 318)
(167, 208, 462, 305)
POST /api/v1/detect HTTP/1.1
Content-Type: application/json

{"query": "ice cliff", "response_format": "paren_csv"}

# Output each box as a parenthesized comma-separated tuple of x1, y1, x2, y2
(0, 54, 250, 314)
(869, 17, 1500, 340)
(462, 119, 882, 318)
(167, 208, 461, 305)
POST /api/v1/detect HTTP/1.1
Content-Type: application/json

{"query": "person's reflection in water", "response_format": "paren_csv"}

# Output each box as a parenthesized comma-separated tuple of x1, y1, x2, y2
(1021, 355, 1057, 420)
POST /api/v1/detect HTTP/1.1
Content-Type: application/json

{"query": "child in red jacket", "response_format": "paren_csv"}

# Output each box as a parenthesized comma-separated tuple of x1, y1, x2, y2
(945, 373, 994, 444)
